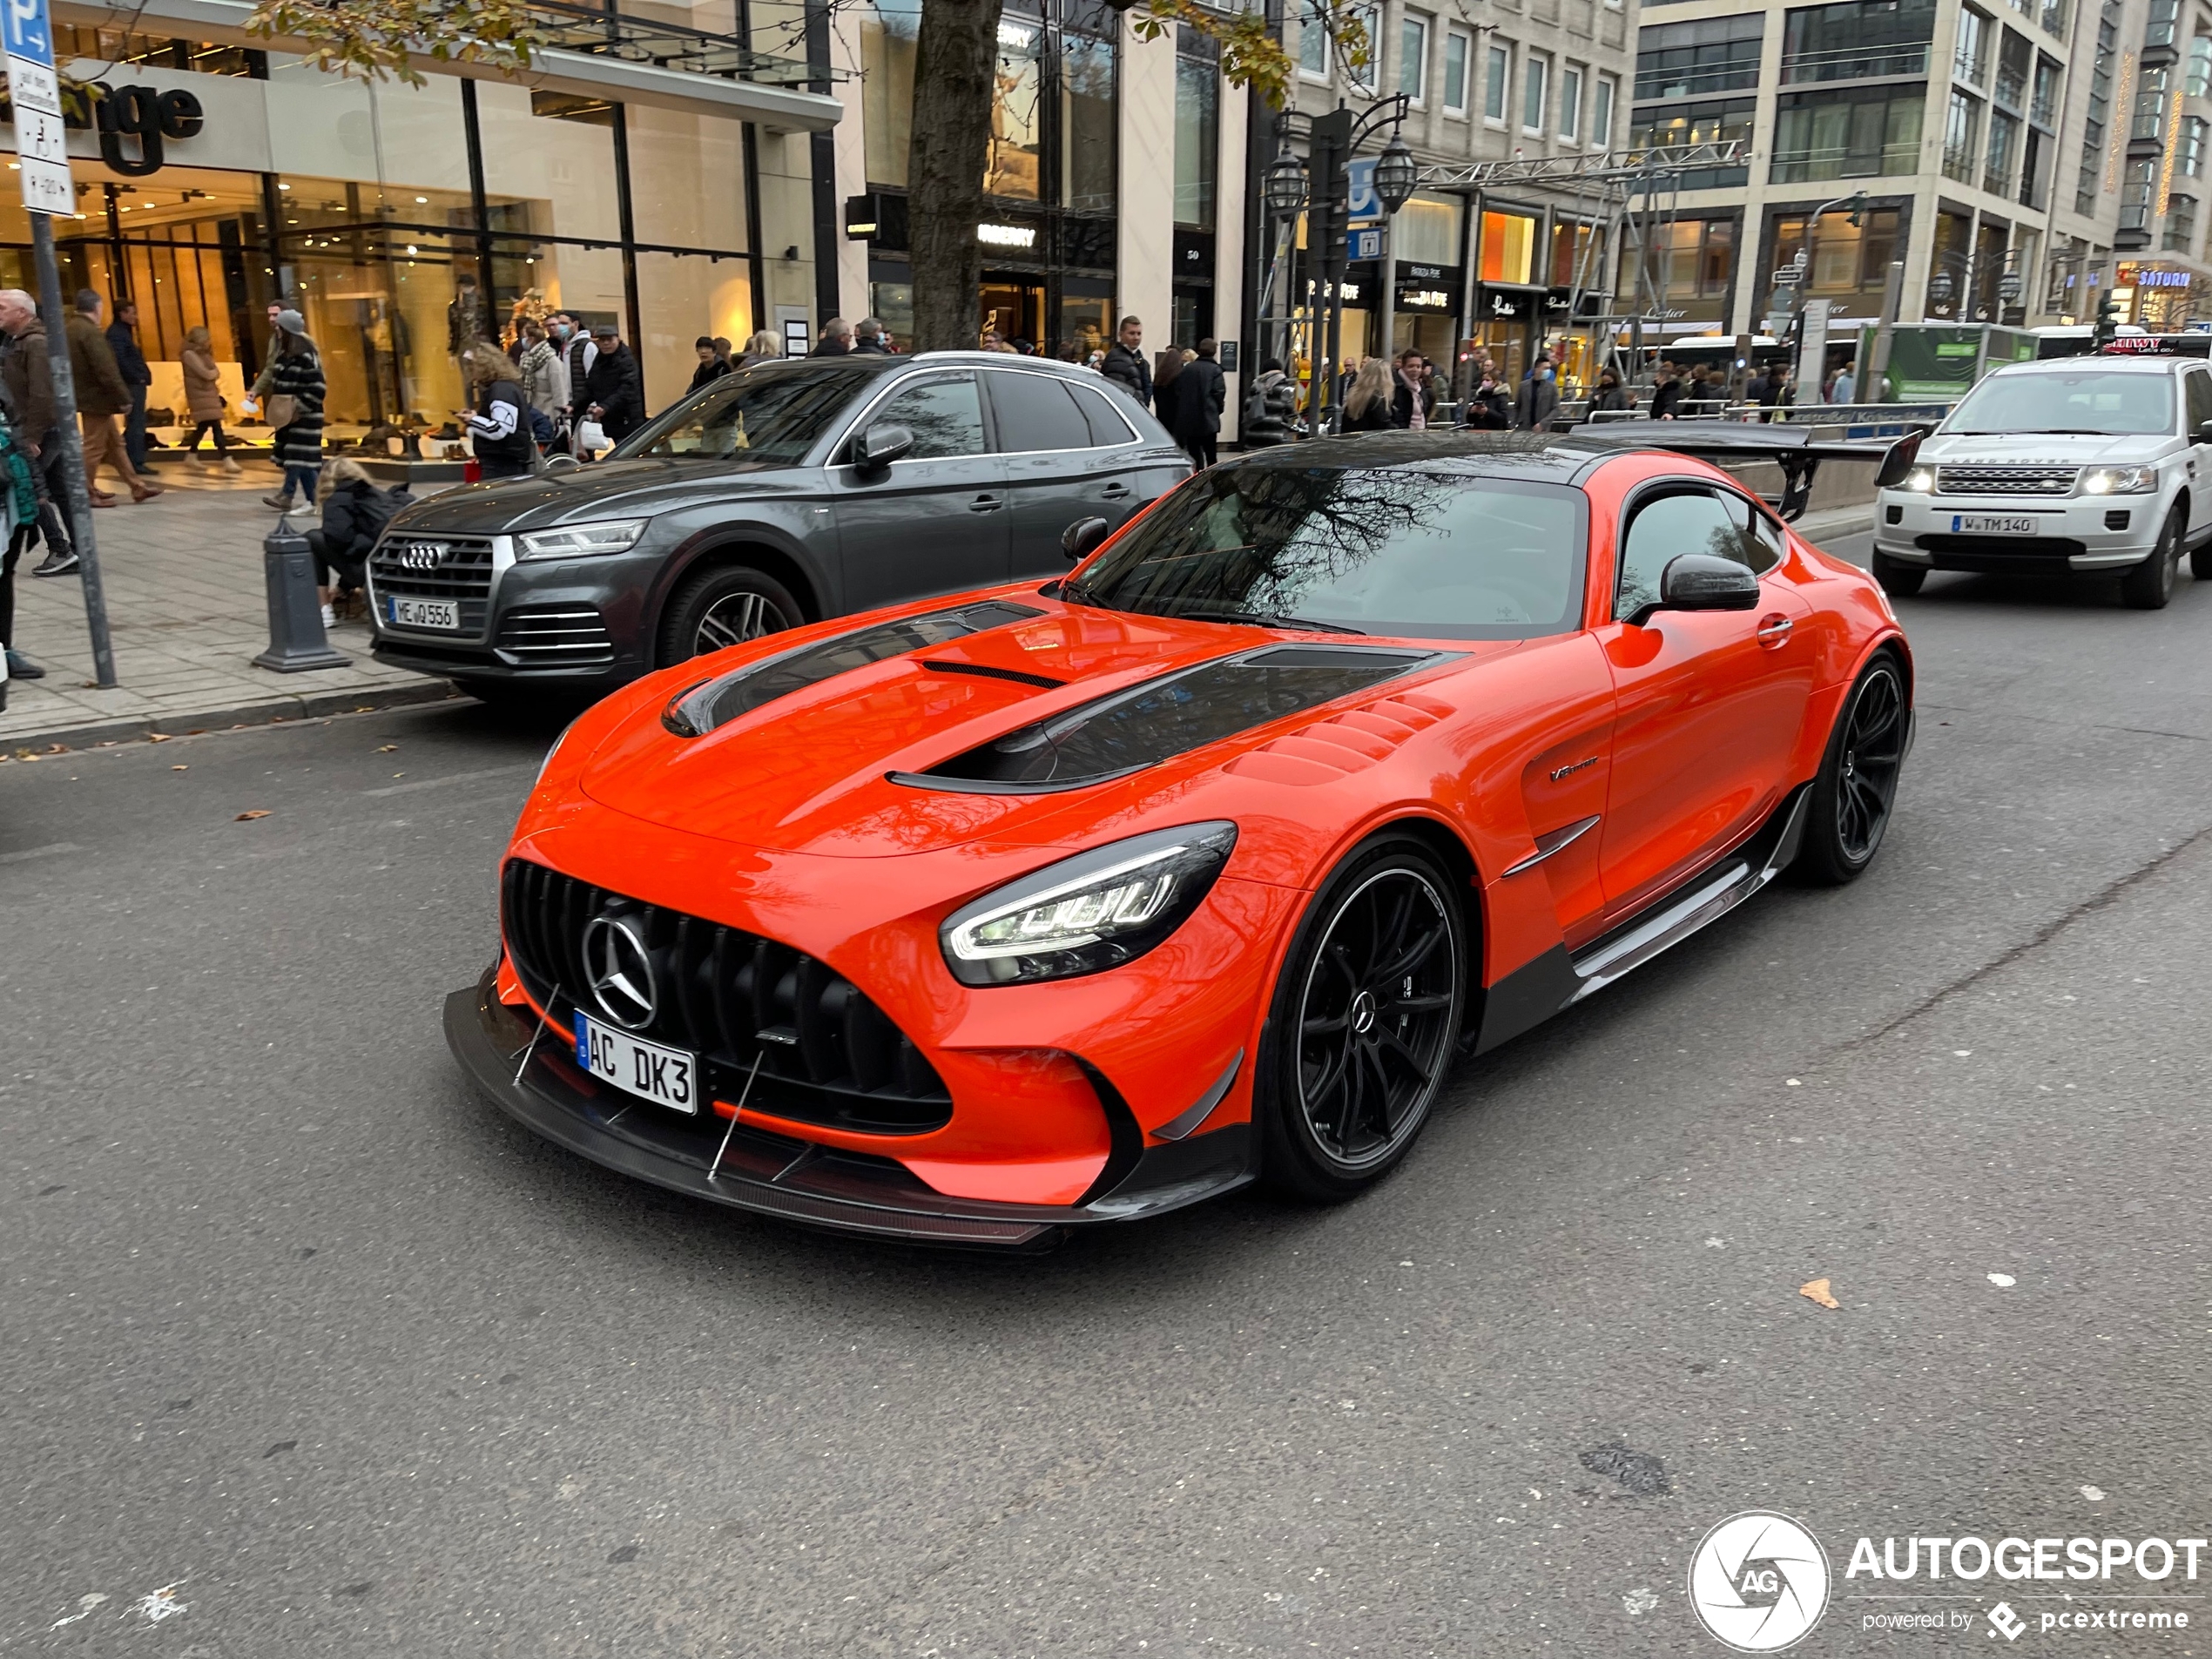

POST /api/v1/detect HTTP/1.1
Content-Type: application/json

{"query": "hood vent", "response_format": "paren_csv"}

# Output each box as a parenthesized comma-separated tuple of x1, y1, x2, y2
(664, 600, 1043, 736)
(888, 643, 1452, 795)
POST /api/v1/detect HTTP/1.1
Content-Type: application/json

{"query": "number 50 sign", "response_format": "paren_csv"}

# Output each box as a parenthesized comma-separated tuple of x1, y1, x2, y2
(5, 0, 74, 216)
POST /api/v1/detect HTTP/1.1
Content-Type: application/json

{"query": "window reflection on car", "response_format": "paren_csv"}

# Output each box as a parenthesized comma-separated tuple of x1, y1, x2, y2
(1073, 468, 1589, 640)
(868, 374, 988, 458)
(1946, 370, 2176, 436)
(617, 361, 873, 463)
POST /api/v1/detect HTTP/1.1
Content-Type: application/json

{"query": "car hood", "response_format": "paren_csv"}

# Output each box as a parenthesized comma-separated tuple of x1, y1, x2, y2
(386, 457, 813, 536)
(576, 597, 1489, 857)
(1921, 430, 2177, 465)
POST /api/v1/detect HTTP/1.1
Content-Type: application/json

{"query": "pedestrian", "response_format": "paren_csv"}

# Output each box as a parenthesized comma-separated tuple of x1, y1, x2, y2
(516, 318, 567, 429)
(0, 399, 46, 681)
(1462, 357, 1511, 428)
(448, 271, 489, 384)
(463, 346, 534, 480)
(553, 312, 598, 452)
(1589, 367, 1633, 415)
(734, 329, 779, 370)
(812, 317, 853, 357)
(689, 334, 732, 394)
(68, 291, 161, 505)
(106, 298, 157, 474)
(1514, 354, 1560, 430)
(1391, 351, 1436, 430)
(246, 299, 284, 406)
(179, 325, 241, 473)
(1744, 364, 1772, 408)
(852, 317, 894, 354)
(260, 309, 326, 513)
(1241, 357, 1299, 447)
(1151, 347, 1185, 434)
(1758, 364, 1793, 422)
(1831, 358, 1858, 404)
(0, 288, 77, 576)
(1170, 337, 1226, 468)
(1100, 315, 1152, 410)
(1649, 361, 1684, 421)
(307, 457, 408, 626)
(711, 335, 733, 370)
(1683, 362, 1717, 416)
(582, 320, 644, 445)
(1341, 357, 1395, 431)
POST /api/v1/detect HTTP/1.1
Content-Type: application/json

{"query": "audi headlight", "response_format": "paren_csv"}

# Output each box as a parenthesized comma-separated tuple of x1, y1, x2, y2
(516, 518, 649, 561)
(940, 822, 1238, 987)
(1899, 467, 1937, 494)
(2079, 466, 2157, 496)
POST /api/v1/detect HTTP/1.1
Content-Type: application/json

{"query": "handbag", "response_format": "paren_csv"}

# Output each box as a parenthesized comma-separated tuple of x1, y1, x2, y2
(265, 394, 298, 429)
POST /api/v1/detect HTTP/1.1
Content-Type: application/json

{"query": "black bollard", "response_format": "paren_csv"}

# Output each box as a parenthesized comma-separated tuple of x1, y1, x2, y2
(252, 513, 352, 672)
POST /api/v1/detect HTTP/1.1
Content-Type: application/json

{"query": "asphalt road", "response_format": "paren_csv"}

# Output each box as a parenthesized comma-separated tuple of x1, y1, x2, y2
(7, 541, 2212, 1657)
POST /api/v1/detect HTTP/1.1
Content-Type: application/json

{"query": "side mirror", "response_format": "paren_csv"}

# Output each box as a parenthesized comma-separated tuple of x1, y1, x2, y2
(852, 421, 914, 475)
(1062, 516, 1111, 562)
(2193, 419, 2212, 446)
(1631, 553, 1761, 626)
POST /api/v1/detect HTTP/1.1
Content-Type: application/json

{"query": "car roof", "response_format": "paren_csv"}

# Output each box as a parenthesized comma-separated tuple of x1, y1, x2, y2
(908, 351, 1107, 380)
(1219, 430, 1589, 484)
(1993, 354, 2190, 374)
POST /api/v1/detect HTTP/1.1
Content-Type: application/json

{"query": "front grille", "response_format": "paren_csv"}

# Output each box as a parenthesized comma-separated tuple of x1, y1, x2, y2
(497, 605, 615, 666)
(369, 535, 496, 637)
(501, 860, 953, 1135)
(1934, 465, 2078, 496)
(1915, 533, 2086, 569)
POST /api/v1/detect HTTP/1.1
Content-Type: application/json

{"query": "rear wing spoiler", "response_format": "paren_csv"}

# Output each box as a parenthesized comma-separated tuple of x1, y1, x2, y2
(1553, 421, 1929, 521)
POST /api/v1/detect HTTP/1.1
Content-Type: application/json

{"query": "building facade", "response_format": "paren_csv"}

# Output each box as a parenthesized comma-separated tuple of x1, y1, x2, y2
(1626, 0, 2212, 355)
(0, 2, 840, 439)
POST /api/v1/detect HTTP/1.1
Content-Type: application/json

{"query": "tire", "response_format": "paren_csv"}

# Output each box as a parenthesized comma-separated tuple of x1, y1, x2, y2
(1257, 836, 1467, 1202)
(1870, 550, 1925, 597)
(1791, 651, 1908, 887)
(2119, 507, 2183, 610)
(656, 564, 802, 665)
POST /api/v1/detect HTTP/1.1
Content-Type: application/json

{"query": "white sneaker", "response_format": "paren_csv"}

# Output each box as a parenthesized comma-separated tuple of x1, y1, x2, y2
(221, 456, 242, 475)
(320, 603, 336, 629)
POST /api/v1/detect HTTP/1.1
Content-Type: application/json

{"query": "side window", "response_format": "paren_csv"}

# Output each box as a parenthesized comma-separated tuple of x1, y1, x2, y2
(868, 374, 987, 460)
(2184, 368, 2212, 436)
(987, 372, 1096, 453)
(1718, 491, 1784, 575)
(1069, 381, 1138, 446)
(1616, 489, 1757, 621)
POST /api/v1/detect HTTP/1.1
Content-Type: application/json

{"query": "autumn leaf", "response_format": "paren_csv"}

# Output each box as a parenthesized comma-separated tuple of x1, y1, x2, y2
(235, 809, 272, 821)
(1799, 1278, 1841, 1310)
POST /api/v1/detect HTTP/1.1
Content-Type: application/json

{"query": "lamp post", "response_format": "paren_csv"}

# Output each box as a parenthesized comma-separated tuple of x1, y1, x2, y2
(1262, 141, 1310, 394)
(1791, 190, 1863, 401)
(1311, 92, 1412, 433)
(1372, 130, 1419, 385)
(1926, 249, 1977, 320)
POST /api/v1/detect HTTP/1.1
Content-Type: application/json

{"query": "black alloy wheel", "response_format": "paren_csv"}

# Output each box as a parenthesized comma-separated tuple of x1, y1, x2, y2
(1793, 653, 1907, 886)
(658, 564, 802, 665)
(2120, 506, 2183, 610)
(1260, 840, 1464, 1200)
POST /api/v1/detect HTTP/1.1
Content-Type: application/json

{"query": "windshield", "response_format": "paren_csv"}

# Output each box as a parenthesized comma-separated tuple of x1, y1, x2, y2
(1072, 467, 1587, 641)
(1946, 369, 2176, 436)
(610, 361, 875, 463)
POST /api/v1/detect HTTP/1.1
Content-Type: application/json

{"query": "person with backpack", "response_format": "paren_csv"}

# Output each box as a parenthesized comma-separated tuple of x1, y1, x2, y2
(1241, 358, 1299, 447)
(308, 457, 408, 626)
(462, 347, 534, 479)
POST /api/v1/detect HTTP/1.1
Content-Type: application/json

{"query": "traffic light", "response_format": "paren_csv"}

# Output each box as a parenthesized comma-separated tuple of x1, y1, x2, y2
(2093, 293, 2121, 348)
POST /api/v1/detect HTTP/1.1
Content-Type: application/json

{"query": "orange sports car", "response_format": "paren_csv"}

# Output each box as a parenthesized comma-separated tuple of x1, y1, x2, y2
(448, 425, 1921, 1249)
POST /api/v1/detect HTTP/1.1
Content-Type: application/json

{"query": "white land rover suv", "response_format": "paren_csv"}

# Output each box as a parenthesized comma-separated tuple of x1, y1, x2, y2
(1873, 353, 2212, 610)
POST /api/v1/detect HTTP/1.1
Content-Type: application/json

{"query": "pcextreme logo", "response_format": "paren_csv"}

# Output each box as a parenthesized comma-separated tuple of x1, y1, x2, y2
(1689, 1512, 1832, 1652)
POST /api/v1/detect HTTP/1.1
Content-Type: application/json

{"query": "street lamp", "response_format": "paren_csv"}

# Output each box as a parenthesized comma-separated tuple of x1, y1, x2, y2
(1264, 147, 1310, 218)
(1926, 249, 1975, 319)
(1374, 133, 1418, 214)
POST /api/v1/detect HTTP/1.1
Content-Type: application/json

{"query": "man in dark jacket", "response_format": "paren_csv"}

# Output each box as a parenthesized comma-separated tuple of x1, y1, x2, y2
(1100, 315, 1152, 410)
(1170, 338, 1226, 468)
(1649, 361, 1684, 420)
(582, 321, 645, 446)
(68, 291, 159, 503)
(107, 299, 156, 473)
(1513, 354, 1560, 430)
(812, 318, 853, 356)
(0, 287, 75, 583)
(852, 317, 894, 354)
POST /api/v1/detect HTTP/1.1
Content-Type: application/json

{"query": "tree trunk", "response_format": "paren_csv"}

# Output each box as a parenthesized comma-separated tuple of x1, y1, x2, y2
(909, 0, 997, 350)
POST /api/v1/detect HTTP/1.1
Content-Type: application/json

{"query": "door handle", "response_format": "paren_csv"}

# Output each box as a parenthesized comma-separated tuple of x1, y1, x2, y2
(969, 494, 1005, 513)
(1756, 613, 1794, 649)
(1101, 482, 1131, 498)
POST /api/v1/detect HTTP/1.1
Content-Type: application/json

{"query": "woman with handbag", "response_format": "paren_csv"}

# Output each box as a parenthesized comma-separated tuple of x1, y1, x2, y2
(260, 309, 326, 513)
(179, 326, 241, 474)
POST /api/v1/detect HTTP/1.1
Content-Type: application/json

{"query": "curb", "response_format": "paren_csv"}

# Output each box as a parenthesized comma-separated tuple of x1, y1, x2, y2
(3, 678, 468, 756)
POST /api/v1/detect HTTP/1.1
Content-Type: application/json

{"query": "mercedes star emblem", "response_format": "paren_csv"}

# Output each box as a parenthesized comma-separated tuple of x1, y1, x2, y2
(583, 914, 658, 1030)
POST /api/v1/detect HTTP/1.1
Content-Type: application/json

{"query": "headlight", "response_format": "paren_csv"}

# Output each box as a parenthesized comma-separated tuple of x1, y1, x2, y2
(1898, 467, 1936, 494)
(516, 518, 649, 561)
(2079, 466, 2158, 496)
(940, 822, 1238, 987)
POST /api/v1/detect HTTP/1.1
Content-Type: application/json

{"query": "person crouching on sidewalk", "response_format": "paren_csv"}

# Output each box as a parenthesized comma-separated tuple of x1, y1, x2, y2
(66, 290, 162, 505)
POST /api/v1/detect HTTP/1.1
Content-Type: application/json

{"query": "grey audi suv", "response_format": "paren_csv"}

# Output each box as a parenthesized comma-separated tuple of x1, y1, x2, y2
(366, 352, 1190, 701)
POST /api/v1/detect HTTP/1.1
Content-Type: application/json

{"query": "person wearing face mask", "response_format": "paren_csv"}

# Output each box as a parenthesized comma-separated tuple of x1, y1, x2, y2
(1514, 354, 1560, 430)
(553, 314, 599, 454)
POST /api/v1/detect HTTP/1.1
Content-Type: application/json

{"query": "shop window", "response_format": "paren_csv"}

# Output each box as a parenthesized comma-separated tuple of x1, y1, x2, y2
(1397, 193, 1464, 265)
(1478, 210, 1535, 283)
(988, 12, 1045, 200)
(1615, 216, 1735, 307)
(1551, 219, 1596, 287)
(1770, 207, 1901, 295)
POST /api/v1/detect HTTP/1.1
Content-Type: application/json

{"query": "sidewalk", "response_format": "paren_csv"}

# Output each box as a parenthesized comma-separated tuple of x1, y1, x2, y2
(1, 461, 454, 752)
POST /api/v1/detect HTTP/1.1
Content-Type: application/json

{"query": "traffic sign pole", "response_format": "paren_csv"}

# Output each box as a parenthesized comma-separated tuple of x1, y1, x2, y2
(7, 0, 115, 687)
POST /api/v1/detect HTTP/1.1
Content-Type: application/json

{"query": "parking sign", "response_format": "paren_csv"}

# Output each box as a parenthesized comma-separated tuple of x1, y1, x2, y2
(1346, 157, 1379, 226)
(6, 0, 72, 216)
